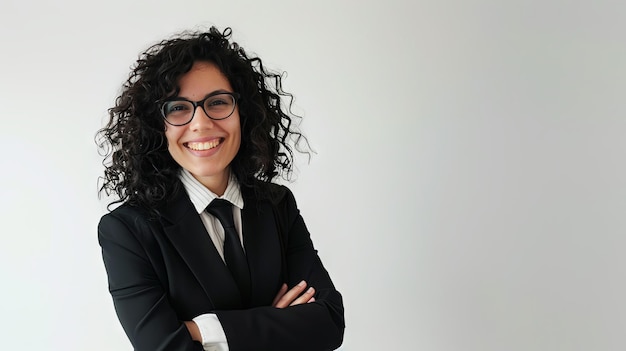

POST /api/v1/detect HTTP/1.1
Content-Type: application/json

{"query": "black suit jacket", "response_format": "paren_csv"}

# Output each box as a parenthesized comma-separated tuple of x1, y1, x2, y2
(98, 182, 344, 351)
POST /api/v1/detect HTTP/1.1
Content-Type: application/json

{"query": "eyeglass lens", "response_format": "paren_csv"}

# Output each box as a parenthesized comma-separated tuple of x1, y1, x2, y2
(162, 93, 236, 125)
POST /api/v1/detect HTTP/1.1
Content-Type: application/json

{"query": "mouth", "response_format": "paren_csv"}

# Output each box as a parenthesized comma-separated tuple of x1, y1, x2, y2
(185, 138, 222, 151)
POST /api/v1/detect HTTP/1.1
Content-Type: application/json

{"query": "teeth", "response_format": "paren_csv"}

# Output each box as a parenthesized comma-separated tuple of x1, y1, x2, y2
(187, 140, 220, 151)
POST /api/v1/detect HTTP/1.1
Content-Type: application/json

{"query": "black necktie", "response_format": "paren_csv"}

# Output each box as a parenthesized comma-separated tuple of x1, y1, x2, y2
(206, 198, 251, 305)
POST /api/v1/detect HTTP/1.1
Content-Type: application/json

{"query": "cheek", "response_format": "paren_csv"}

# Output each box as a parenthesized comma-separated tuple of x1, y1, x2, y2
(233, 114, 242, 137)
(233, 125, 242, 152)
(164, 129, 183, 158)
(164, 128, 177, 147)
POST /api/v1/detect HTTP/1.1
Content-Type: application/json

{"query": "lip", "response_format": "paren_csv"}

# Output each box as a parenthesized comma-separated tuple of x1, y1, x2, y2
(183, 136, 224, 156)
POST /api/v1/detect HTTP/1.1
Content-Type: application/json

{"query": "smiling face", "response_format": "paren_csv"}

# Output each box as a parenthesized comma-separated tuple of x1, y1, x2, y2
(164, 61, 241, 195)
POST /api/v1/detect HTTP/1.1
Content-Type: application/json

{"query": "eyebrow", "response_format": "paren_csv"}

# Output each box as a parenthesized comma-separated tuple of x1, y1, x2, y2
(173, 89, 233, 101)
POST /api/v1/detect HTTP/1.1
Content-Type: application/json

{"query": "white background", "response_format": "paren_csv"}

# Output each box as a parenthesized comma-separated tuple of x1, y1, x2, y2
(1, 0, 625, 350)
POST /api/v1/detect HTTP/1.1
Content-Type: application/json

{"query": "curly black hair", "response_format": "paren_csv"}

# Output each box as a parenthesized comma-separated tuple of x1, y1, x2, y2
(97, 26, 308, 210)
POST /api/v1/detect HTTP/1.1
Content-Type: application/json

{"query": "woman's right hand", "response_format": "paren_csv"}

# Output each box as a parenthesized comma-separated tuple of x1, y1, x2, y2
(272, 280, 316, 308)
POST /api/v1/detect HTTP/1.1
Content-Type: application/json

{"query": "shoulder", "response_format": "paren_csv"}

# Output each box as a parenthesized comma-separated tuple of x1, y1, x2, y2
(242, 180, 298, 207)
(99, 203, 152, 226)
(98, 203, 158, 244)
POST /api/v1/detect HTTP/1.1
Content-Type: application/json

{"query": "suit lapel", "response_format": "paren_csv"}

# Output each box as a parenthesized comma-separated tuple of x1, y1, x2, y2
(158, 189, 244, 309)
(241, 186, 284, 306)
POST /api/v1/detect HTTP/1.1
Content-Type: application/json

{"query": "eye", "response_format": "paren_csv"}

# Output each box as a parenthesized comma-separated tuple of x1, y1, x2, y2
(205, 94, 234, 109)
(207, 97, 229, 106)
(164, 101, 191, 115)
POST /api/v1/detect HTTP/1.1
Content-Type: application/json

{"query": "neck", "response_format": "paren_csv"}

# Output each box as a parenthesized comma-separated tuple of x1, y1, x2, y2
(195, 170, 230, 197)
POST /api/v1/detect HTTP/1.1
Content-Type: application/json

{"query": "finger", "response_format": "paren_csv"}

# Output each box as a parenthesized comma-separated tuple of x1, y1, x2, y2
(274, 280, 307, 308)
(271, 283, 288, 306)
(289, 287, 316, 306)
(275, 281, 307, 308)
(307, 297, 316, 303)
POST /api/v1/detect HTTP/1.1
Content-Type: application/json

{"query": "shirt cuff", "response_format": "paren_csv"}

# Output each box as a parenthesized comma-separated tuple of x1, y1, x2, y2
(192, 313, 229, 351)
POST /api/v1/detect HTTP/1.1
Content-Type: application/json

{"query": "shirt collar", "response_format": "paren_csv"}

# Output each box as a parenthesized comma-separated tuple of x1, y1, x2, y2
(178, 168, 244, 214)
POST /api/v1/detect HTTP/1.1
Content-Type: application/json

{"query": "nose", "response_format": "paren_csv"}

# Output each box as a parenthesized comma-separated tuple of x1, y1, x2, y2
(188, 105, 214, 130)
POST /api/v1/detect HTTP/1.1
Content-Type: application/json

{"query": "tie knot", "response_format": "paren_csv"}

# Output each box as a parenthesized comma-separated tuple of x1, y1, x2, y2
(206, 199, 235, 229)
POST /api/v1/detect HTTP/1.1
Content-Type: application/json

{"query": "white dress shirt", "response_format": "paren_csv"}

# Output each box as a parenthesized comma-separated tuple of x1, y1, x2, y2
(179, 169, 246, 351)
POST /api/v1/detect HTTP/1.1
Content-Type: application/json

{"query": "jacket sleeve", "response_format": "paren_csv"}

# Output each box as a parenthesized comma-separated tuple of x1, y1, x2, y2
(214, 187, 345, 351)
(98, 211, 203, 351)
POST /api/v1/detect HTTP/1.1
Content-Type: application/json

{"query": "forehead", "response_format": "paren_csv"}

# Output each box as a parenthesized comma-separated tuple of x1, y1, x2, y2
(177, 61, 233, 99)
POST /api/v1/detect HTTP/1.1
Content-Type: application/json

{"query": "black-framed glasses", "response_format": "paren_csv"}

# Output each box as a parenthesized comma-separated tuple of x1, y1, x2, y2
(160, 92, 240, 126)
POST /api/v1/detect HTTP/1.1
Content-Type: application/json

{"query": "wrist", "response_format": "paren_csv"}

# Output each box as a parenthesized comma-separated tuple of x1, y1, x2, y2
(184, 320, 202, 342)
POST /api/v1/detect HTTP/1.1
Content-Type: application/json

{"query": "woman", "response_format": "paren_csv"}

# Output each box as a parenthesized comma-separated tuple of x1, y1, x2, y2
(97, 27, 344, 351)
